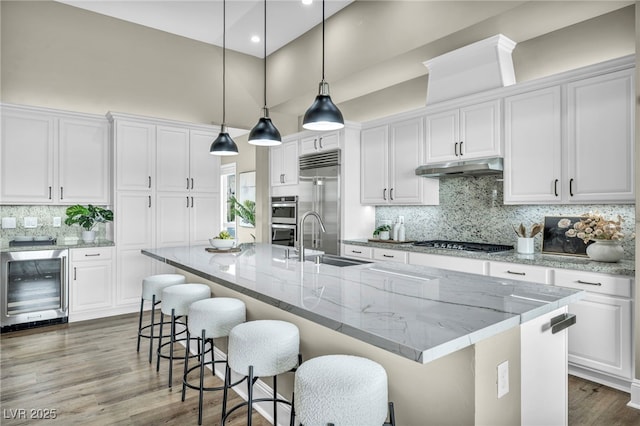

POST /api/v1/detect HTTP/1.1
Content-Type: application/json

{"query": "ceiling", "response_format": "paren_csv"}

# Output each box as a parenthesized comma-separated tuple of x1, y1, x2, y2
(54, 0, 353, 57)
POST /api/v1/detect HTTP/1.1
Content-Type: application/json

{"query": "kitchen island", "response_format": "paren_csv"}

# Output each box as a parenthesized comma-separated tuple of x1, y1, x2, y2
(142, 243, 584, 425)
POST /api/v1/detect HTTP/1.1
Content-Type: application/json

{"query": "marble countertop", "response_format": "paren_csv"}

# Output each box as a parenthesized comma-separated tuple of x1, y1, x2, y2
(0, 240, 115, 252)
(142, 243, 584, 364)
(343, 239, 635, 277)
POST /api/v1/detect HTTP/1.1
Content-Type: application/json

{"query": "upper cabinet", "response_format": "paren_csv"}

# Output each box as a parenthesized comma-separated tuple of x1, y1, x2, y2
(1, 104, 110, 205)
(361, 115, 438, 205)
(504, 65, 634, 204)
(270, 137, 299, 187)
(299, 132, 340, 155)
(425, 99, 501, 164)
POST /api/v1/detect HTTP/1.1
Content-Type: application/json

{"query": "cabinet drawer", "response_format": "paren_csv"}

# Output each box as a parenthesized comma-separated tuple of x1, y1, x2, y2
(554, 269, 631, 298)
(342, 244, 372, 259)
(409, 252, 487, 275)
(71, 246, 113, 261)
(489, 261, 550, 284)
(372, 248, 407, 263)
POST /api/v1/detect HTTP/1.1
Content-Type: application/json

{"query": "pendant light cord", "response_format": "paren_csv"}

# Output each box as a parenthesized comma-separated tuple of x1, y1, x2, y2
(321, 0, 325, 82)
(263, 0, 267, 109)
(222, 0, 226, 126)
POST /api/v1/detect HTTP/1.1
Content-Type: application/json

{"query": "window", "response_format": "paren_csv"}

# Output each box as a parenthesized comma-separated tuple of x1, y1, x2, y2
(220, 163, 236, 238)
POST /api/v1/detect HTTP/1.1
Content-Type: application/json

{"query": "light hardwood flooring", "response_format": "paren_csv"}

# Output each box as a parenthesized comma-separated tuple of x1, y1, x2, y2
(1, 313, 640, 425)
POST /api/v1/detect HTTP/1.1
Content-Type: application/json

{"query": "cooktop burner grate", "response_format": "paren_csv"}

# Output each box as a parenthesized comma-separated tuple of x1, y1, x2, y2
(412, 240, 513, 253)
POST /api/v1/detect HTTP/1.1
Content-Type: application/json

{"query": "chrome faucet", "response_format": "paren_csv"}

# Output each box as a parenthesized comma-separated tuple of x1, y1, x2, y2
(298, 211, 326, 262)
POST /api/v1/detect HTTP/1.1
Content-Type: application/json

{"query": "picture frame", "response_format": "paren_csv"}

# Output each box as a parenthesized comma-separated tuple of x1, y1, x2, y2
(541, 216, 591, 257)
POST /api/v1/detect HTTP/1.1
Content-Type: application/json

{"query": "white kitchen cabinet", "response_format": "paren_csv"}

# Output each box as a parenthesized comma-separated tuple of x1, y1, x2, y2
(488, 261, 551, 284)
(69, 246, 114, 321)
(1, 105, 110, 205)
(341, 243, 373, 260)
(504, 67, 634, 205)
(554, 269, 633, 385)
(503, 86, 562, 204)
(372, 247, 407, 264)
(300, 132, 340, 155)
(361, 116, 438, 205)
(521, 306, 571, 426)
(270, 138, 299, 186)
(189, 129, 220, 193)
(425, 99, 501, 164)
(409, 252, 487, 275)
(156, 192, 220, 248)
(566, 69, 634, 203)
(115, 119, 156, 191)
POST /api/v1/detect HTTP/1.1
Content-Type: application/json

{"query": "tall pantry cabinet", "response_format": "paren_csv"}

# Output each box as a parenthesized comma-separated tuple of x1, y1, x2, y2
(109, 113, 221, 309)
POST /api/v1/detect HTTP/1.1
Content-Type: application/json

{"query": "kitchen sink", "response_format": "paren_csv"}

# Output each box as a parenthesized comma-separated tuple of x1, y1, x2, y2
(304, 254, 373, 267)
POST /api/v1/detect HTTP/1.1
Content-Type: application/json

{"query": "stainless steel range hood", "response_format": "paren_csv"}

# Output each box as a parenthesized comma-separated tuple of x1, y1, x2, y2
(415, 157, 503, 178)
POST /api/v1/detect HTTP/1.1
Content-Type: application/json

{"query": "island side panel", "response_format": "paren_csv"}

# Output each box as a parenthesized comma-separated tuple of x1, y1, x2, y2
(183, 270, 477, 425)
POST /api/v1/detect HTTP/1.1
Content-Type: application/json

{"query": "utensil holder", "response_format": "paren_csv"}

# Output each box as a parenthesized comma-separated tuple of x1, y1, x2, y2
(517, 237, 535, 254)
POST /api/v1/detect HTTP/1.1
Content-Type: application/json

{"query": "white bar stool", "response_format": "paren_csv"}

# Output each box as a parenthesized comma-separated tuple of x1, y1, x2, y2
(181, 297, 246, 425)
(292, 354, 396, 426)
(136, 273, 186, 363)
(222, 320, 301, 426)
(156, 283, 211, 388)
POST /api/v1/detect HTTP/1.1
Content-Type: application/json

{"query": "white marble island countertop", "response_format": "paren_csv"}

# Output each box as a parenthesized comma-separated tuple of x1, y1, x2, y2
(142, 243, 584, 364)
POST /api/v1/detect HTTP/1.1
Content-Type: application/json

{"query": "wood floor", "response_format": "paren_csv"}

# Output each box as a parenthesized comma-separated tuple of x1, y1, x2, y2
(1, 313, 639, 426)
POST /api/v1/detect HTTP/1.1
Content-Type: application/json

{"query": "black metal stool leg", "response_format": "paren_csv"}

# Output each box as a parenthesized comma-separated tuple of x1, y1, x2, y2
(198, 329, 206, 425)
(289, 391, 295, 426)
(247, 365, 254, 426)
(168, 308, 176, 388)
(136, 297, 144, 352)
(222, 364, 230, 425)
(181, 327, 191, 402)
(273, 374, 278, 426)
(156, 310, 164, 372)
(148, 295, 156, 363)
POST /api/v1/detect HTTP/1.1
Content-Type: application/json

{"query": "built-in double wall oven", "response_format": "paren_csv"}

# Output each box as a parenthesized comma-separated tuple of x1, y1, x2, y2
(1, 249, 69, 332)
(271, 196, 298, 247)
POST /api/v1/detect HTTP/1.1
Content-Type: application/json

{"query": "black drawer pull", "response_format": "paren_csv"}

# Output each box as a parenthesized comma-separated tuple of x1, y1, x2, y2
(351, 250, 362, 254)
(84, 253, 101, 257)
(383, 254, 394, 258)
(577, 279, 602, 286)
(507, 270, 526, 276)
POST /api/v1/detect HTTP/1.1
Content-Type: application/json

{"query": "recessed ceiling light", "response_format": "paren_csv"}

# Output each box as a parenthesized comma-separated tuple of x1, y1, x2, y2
(302, 0, 313, 5)
(251, 35, 260, 43)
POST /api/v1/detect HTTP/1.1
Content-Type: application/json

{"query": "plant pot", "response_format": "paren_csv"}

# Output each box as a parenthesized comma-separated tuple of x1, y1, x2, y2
(379, 231, 390, 240)
(82, 230, 96, 243)
(586, 240, 624, 263)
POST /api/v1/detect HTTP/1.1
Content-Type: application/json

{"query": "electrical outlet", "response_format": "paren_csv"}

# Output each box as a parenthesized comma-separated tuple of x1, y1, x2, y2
(53, 217, 62, 227)
(497, 360, 509, 398)
(2, 217, 16, 229)
(24, 217, 38, 228)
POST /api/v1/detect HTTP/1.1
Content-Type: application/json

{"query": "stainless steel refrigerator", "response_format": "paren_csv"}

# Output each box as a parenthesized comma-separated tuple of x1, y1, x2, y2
(298, 149, 340, 256)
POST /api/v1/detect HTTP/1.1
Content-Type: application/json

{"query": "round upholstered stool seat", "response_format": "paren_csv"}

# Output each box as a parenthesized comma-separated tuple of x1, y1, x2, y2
(222, 320, 300, 426)
(293, 355, 396, 426)
(156, 283, 211, 387)
(136, 274, 186, 363)
(182, 298, 247, 425)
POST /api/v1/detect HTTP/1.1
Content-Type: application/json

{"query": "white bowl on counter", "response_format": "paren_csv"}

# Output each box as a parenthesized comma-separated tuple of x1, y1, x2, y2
(209, 238, 236, 250)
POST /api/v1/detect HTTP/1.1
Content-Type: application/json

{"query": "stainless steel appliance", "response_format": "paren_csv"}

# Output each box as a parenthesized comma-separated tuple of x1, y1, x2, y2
(299, 149, 340, 255)
(413, 240, 513, 253)
(1, 249, 69, 332)
(271, 196, 298, 247)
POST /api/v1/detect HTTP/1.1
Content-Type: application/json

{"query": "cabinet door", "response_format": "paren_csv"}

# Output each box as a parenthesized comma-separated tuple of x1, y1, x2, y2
(282, 140, 299, 185)
(389, 117, 424, 204)
(1, 109, 55, 203)
(156, 192, 190, 248)
(360, 126, 389, 204)
(300, 135, 319, 155)
(116, 248, 153, 305)
(115, 120, 155, 191)
(58, 117, 110, 204)
(489, 261, 550, 284)
(318, 132, 340, 151)
(190, 193, 220, 246)
(459, 99, 501, 159)
(425, 109, 458, 163)
(567, 293, 632, 379)
(270, 144, 284, 186)
(156, 126, 190, 192)
(190, 130, 220, 193)
(71, 259, 113, 313)
(567, 69, 634, 203)
(504, 87, 562, 204)
(116, 191, 154, 249)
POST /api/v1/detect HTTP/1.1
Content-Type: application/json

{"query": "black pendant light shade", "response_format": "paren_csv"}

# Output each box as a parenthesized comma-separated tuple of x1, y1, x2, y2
(210, 125, 238, 156)
(248, 0, 282, 146)
(210, 0, 239, 156)
(303, 0, 344, 131)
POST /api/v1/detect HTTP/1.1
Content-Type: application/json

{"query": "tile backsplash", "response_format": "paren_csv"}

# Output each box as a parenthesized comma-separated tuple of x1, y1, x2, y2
(376, 176, 635, 260)
(0, 205, 112, 247)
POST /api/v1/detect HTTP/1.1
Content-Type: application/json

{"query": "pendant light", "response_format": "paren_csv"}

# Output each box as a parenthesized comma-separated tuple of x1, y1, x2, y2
(302, 0, 344, 131)
(248, 0, 282, 146)
(210, 0, 239, 156)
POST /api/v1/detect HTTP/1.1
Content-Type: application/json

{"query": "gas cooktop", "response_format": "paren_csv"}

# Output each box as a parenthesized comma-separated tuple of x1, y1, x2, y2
(412, 240, 513, 253)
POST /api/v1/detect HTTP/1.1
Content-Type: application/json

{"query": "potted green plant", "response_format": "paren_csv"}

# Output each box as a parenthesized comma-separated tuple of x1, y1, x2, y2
(64, 204, 114, 243)
(373, 224, 392, 241)
(229, 195, 255, 228)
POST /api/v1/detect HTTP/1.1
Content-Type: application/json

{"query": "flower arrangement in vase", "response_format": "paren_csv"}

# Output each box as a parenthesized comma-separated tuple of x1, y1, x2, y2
(565, 212, 626, 262)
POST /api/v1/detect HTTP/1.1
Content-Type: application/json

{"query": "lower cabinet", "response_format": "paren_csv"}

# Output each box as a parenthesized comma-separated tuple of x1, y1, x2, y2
(372, 247, 407, 263)
(488, 261, 551, 284)
(69, 247, 114, 321)
(554, 269, 633, 389)
(409, 252, 487, 275)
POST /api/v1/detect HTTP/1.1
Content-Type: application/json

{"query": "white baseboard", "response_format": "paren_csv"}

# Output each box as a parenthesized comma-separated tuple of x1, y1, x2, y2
(69, 303, 139, 322)
(628, 380, 640, 409)
(568, 364, 632, 393)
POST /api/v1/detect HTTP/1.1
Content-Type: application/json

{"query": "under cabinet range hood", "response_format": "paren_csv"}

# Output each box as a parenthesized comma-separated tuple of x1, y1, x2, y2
(415, 157, 503, 178)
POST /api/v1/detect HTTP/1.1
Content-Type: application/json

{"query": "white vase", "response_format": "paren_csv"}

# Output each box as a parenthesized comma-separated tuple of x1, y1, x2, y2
(517, 237, 535, 254)
(82, 230, 96, 243)
(586, 240, 624, 262)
